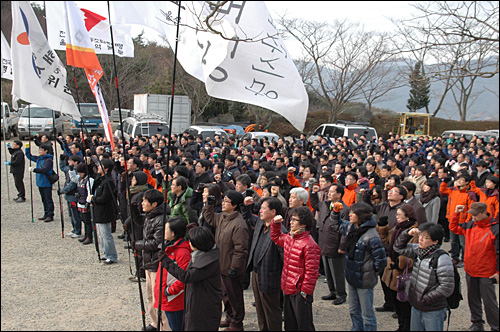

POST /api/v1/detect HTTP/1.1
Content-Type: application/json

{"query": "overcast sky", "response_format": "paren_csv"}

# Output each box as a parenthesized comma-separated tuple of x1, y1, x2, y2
(54, 1, 415, 59)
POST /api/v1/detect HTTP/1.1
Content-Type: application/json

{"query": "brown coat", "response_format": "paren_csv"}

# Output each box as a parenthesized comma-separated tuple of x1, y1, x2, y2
(378, 224, 418, 291)
(203, 204, 249, 276)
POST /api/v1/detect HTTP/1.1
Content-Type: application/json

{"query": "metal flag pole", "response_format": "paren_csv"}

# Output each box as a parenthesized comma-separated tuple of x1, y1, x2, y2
(107, 2, 146, 329)
(1, 81, 11, 200)
(157, 2, 183, 330)
(28, 104, 34, 223)
(52, 110, 65, 238)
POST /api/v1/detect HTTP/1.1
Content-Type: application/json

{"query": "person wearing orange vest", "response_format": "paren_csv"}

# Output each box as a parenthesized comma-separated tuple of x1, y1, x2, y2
(451, 203, 499, 332)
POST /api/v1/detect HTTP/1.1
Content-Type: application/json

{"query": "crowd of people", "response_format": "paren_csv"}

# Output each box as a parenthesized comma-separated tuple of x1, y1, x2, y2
(4, 128, 499, 331)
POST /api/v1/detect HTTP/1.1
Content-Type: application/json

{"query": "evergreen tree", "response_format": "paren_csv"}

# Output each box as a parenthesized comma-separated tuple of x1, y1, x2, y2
(406, 62, 430, 112)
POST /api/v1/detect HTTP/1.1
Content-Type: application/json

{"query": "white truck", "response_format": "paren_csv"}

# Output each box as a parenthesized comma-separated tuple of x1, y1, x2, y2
(1, 102, 20, 140)
(133, 94, 191, 134)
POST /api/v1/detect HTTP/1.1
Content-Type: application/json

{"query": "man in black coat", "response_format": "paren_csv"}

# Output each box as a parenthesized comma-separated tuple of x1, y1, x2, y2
(245, 196, 285, 331)
(6, 140, 26, 202)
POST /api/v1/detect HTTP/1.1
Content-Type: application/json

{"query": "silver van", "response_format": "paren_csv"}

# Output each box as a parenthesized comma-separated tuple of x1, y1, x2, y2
(17, 104, 65, 140)
(309, 122, 378, 142)
(441, 130, 498, 142)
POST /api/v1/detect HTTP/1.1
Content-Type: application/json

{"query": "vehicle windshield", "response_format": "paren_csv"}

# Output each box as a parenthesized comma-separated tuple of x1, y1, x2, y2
(79, 105, 101, 119)
(21, 107, 54, 118)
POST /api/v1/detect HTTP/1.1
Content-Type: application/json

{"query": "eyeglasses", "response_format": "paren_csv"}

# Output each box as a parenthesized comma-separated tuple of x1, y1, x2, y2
(290, 217, 301, 222)
(418, 234, 431, 240)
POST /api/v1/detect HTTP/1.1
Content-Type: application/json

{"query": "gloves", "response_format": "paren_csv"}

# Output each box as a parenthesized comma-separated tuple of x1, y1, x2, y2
(332, 202, 343, 213)
(6, 143, 11, 149)
(443, 177, 452, 184)
(378, 216, 389, 227)
(228, 269, 237, 278)
(25, 143, 30, 148)
(4, 161, 11, 166)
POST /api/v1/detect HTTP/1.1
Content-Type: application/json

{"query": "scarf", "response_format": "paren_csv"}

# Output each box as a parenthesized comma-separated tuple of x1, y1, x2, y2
(388, 219, 415, 262)
(291, 228, 306, 238)
(416, 244, 440, 261)
(130, 184, 148, 194)
(420, 190, 437, 205)
(346, 224, 371, 261)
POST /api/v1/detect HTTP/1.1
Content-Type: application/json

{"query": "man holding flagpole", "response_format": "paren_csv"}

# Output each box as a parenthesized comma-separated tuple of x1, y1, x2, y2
(62, 0, 118, 263)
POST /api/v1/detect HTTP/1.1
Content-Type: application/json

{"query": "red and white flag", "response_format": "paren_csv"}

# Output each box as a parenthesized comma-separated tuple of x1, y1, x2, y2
(64, 1, 114, 150)
(46, 1, 134, 57)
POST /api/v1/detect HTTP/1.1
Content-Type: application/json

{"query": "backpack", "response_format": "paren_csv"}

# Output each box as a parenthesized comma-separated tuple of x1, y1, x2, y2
(430, 249, 463, 331)
(430, 249, 462, 309)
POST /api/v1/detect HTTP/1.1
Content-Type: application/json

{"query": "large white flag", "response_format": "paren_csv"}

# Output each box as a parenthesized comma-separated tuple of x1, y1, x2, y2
(110, 1, 308, 131)
(46, 1, 134, 57)
(1, 31, 13, 80)
(11, 1, 80, 121)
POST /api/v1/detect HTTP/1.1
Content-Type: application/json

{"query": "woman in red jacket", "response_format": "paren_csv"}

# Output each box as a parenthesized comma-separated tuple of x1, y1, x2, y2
(154, 216, 192, 331)
(272, 206, 321, 331)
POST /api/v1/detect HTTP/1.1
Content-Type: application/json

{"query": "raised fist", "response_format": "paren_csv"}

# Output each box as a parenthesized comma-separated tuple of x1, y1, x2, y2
(333, 202, 343, 213)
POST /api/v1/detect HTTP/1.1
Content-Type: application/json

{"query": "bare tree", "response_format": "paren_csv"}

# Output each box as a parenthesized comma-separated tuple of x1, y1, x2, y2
(279, 18, 393, 123)
(394, 1, 499, 78)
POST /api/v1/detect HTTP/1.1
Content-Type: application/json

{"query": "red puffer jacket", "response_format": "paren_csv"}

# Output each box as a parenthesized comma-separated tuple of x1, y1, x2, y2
(154, 238, 192, 312)
(271, 221, 321, 296)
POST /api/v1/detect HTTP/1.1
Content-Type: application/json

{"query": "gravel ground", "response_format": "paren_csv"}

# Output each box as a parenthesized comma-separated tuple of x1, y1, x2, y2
(1, 139, 497, 331)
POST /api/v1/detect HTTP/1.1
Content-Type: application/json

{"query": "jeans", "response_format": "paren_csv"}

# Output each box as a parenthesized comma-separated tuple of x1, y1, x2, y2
(96, 223, 117, 261)
(67, 201, 81, 235)
(39, 187, 54, 218)
(165, 310, 184, 331)
(449, 232, 465, 261)
(348, 283, 377, 331)
(410, 306, 447, 331)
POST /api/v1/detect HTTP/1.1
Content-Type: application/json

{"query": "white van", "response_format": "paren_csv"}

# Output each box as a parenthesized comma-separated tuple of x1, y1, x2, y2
(17, 104, 65, 140)
(441, 130, 498, 142)
(309, 122, 378, 142)
(115, 113, 169, 142)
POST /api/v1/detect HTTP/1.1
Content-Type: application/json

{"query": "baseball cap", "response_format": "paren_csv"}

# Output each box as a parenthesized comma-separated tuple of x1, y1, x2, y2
(467, 202, 488, 216)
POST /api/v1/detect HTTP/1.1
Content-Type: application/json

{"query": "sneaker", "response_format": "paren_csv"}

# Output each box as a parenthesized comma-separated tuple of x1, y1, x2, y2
(375, 306, 394, 312)
(466, 324, 485, 331)
(66, 231, 75, 237)
(71, 233, 82, 239)
(128, 275, 146, 282)
(82, 238, 93, 245)
(103, 259, 117, 265)
(43, 217, 54, 222)
(14, 197, 26, 203)
(78, 237, 86, 243)
(38, 216, 47, 221)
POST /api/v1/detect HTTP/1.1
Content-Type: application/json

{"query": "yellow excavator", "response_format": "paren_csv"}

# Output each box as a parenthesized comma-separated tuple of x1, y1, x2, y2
(396, 113, 431, 139)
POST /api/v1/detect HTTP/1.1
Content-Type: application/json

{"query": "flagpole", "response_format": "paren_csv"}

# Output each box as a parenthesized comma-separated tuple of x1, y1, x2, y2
(52, 109, 65, 238)
(157, 2, 183, 330)
(107, 3, 147, 329)
(1, 81, 11, 200)
(28, 105, 34, 223)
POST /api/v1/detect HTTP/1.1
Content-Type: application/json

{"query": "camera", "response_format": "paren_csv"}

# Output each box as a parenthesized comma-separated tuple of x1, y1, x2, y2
(308, 178, 316, 186)
(207, 195, 216, 205)
(245, 188, 254, 197)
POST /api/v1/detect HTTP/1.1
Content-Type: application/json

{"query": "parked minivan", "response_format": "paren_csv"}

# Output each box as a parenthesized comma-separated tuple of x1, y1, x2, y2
(441, 130, 498, 142)
(114, 113, 169, 142)
(309, 122, 378, 142)
(17, 104, 64, 140)
(185, 125, 229, 140)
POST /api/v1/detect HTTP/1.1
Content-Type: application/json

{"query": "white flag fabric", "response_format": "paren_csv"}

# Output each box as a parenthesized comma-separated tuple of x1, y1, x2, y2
(109, 1, 229, 82)
(11, 1, 80, 121)
(1, 31, 13, 80)
(46, 1, 134, 57)
(110, 1, 308, 131)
